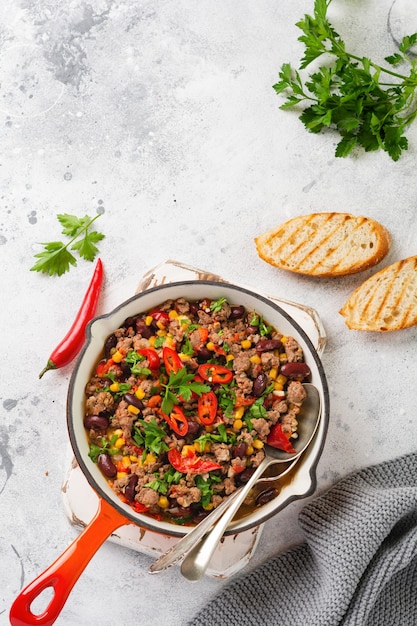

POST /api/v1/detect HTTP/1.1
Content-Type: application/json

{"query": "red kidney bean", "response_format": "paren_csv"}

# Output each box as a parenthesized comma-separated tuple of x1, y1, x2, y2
(246, 325, 259, 335)
(104, 334, 117, 359)
(135, 318, 153, 339)
(123, 393, 144, 411)
(255, 339, 284, 354)
(83, 414, 110, 430)
(253, 373, 268, 396)
(229, 305, 245, 320)
(189, 302, 200, 316)
(256, 488, 278, 506)
(280, 362, 311, 379)
(233, 442, 247, 458)
(186, 420, 200, 436)
(97, 453, 117, 478)
(197, 346, 212, 363)
(169, 506, 192, 518)
(124, 474, 138, 502)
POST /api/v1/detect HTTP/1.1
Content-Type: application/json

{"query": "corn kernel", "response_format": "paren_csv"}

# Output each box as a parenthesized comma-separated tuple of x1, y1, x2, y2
(240, 339, 251, 350)
(114, 429, 123, 437)
(129, 455, 139, 462)
(156, 329, 166, 337)
(269, 367, 278, 380)
(109, 382, 120, 392)
(246, 445, 254, 455)
(280, 336, 287, 344)
(202, 502, 214, 511)
(277, 374, 287, 385)
(178, 352, 190, 362)
(115, 437, 125, 449)
(145, 315, 153, 326)
(168, 310, 178, 319)
(279, 353, 287, 362)
(206, 341, 215, 351)
(149, 336, 156, 347)
(122, 456, 131, 468)
(181, 444, 196, 456)
(163, 336, 176, 349)
(233, 419, 244, 431)
(250, 354, 261, 365)
(145, 453, 156, 465)
(135, 388, 145, 400)
(112, 350, 123, 363)
(253, 439, 264, 449)
(116, 471, 127, 480)
(158, 495, 170, 509)
(234, 406, 245, 421)
(274, 382, 284, 391)
(128, 404, 140, 415)
(226, 354, 234, 362)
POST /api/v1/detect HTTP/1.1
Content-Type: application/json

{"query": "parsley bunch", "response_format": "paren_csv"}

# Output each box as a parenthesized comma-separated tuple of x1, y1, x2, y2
(31, 213, 105, 276)
(274, 0, 417, 160)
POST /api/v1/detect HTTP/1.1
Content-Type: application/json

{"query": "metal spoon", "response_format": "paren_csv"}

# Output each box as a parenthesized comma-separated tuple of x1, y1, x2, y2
(148, 383, 321, 577)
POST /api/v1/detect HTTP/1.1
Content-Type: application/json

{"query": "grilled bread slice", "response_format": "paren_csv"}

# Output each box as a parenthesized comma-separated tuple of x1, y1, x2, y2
(339, 256, 417, 331)
(255, 213, 391, 277)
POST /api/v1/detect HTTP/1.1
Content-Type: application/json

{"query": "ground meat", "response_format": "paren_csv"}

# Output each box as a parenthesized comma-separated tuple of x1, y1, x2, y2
(170, 482, 202, 507)
(285, 336, 304, 362)
(136, 488, 160, 508)
(114, 400, 137, 438)
(287, 380, 307, 405)
(280, 408, 299, 435)
(233, 352, 252, 373)
(85, 376, 106, 395)
(261, 351, 280, 370)
(85, 391, 115, 416)
(251, 418, 271, 439)
(116, 336, 134, 353)
(235, 373, 253, 394)
(175, 297, 190, 315)
(211, 443, 231, 463)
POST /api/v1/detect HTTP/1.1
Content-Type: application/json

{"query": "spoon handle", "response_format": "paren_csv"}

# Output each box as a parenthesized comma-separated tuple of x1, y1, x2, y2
(179, 457, 271, 581)
(148, 486, 246, 573)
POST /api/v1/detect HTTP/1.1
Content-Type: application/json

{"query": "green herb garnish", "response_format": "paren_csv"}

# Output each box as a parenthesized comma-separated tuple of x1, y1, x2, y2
(132, 418, 169, 457)
(161, 367, 210, 415)
(125, 351, 151, 376)
(88, 433, 119, 463)
(210, 297, 228, 313)
(31, 213, 105, 276)
(274, 0, 417, 160)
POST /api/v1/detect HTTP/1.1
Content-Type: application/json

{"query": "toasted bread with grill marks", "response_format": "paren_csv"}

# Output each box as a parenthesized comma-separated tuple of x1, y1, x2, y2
(339, 256, 417, 331)
(255, 213, 391, 277)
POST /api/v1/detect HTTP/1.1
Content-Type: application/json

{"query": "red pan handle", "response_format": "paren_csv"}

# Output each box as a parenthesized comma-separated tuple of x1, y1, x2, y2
(9, 498, 129, 626)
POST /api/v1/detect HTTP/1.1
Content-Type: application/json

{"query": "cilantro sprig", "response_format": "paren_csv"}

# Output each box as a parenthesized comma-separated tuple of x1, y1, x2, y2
(161, 367, 210, 415)
(31, 213, 105, 276)
(274, 0, 417, 160)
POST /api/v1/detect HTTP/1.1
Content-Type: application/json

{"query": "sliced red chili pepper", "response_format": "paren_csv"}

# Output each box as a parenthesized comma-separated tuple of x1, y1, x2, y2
(234, 395, 256, 408)
(39, 258, 104, 378)
(198, 391, 218, 425)
(197, 327, 209, 344)
(161, 406, 189, 437)
(267, 423, 297, 454)
(163, 346, 183, 375)
(198, 363, 233, 384)
(130, 501, 150, 513)
(167, 448, 222, 474)
(137, 348, 160, 370)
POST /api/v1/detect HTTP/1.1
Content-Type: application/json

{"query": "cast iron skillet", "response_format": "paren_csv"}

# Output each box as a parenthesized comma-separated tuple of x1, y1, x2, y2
(10, 281, 329, 625)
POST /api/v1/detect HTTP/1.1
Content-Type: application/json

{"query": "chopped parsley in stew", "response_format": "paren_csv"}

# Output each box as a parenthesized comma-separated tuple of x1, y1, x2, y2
(84, 296, 311, 525)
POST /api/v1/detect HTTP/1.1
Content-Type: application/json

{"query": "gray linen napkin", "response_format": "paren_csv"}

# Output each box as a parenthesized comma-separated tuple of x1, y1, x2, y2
(187, 452, 417, 626)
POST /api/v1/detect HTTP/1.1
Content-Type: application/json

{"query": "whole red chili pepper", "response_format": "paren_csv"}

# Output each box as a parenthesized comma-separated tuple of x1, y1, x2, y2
(39, 258, 104, 378)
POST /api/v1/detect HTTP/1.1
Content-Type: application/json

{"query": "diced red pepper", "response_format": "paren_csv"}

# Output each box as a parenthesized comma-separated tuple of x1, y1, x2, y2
(167, 448, 222, 474)
(267, 423, 297, 453)
(130, 501, 150, 513)
(198, 363, 233, 384)
(150, 309, 170, 326)
(234, 395, 256, 408)
(163, 346, 183, 376)
(198, 327, 209, 344)
(161, 406, 189, 437)
(137, 348, 160, 370)
(96, 358, 114, 378)
(198, 391, 218, 425)
(212, 344, 227, 357)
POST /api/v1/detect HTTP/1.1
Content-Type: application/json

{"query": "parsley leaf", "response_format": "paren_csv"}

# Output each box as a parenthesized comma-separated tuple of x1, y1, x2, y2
(210, 297, 228, 313)
(274, 0, 417, 160)
(132, 418, 169, 457)
(31, 213, 105, 276)
(161, 367, 210, 415)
